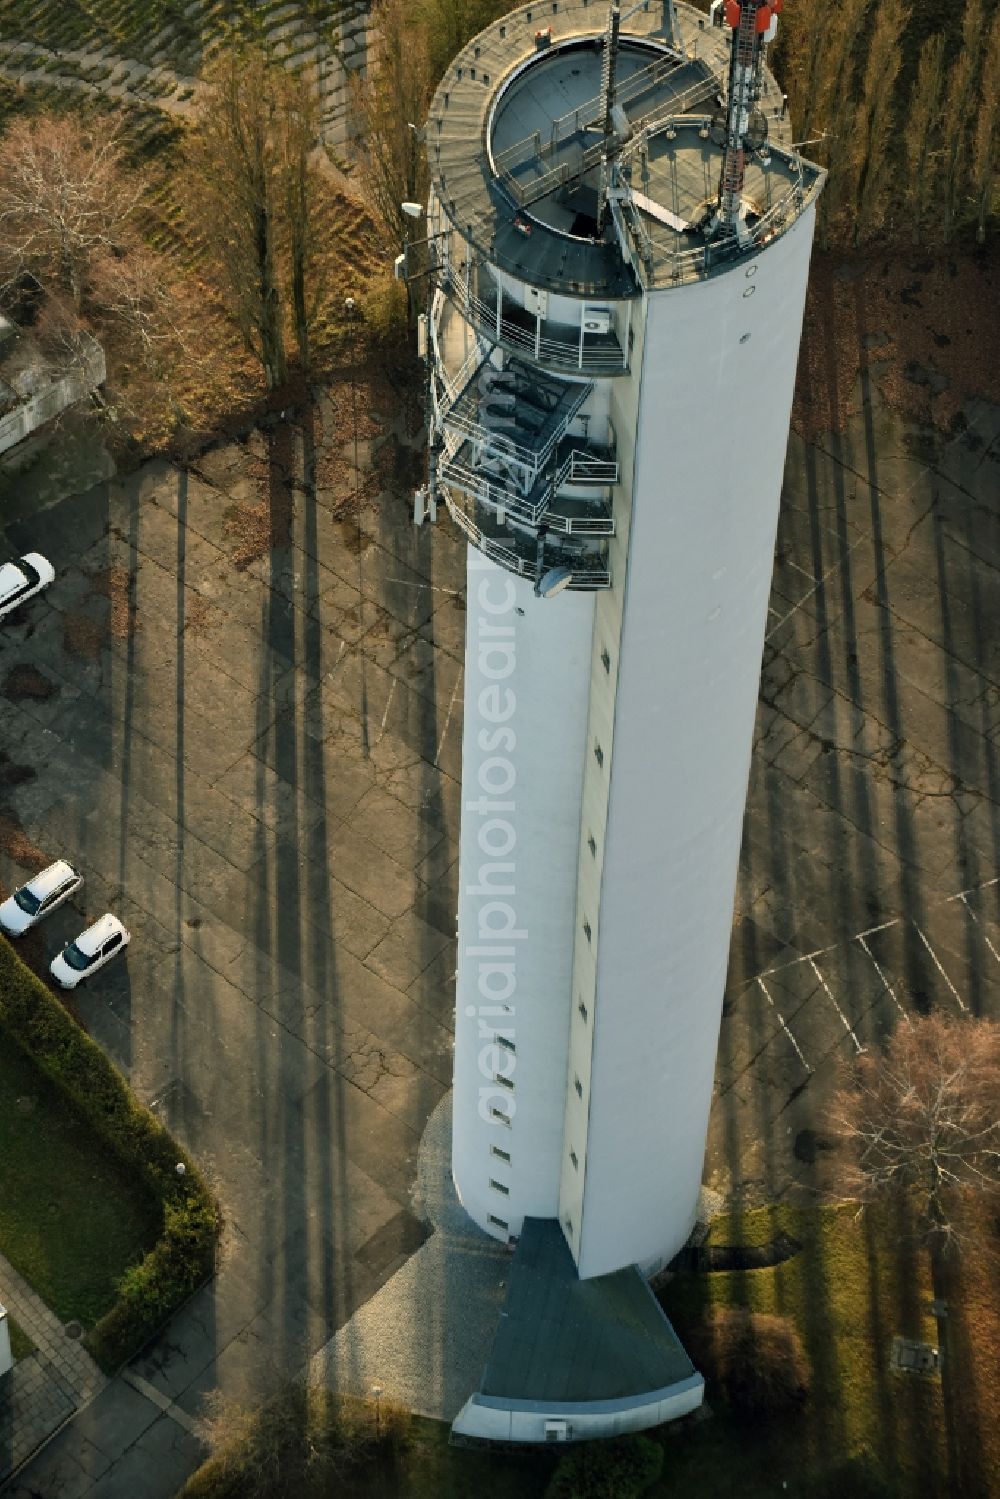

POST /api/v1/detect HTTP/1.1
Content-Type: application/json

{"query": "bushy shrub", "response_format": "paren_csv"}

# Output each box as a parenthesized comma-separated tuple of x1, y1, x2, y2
(688, 1305, 810, 1418)
(183, 1384, 412, 1499)
(545, 1434, 664, 1499)
(810, 1451, 902, 1499)
(0, 938, 218, 1369)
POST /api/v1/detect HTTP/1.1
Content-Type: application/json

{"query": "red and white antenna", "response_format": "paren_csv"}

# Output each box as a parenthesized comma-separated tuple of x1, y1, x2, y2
(713, 0, 782, 239)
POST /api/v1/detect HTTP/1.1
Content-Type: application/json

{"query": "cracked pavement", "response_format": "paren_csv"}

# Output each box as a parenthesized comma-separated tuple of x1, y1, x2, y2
(0, 364, 997, 1494)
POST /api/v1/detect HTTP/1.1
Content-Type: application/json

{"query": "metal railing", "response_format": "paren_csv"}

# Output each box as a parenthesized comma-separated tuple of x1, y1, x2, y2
(491, 63, 722, 211)
(554, 448, 619, 489)
(442, 452, 615, 535)
(491, 51, 717, 177)
(439, 260, 627, 375)
(446, 496, 612, 590)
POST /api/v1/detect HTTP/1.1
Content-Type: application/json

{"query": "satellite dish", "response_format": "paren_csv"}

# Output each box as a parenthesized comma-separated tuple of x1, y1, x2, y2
(401, 201, 424, 219)
(535, 566, 573, 598)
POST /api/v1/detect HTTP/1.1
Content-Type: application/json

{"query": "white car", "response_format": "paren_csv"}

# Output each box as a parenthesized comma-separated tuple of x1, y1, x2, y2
(50, 913, 131, 989)
(0, 553, 55, 621)
(0, 860, 84, 936)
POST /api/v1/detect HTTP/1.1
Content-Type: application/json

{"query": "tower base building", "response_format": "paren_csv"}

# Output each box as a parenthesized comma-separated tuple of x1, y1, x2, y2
(424, 0, 823, 1437)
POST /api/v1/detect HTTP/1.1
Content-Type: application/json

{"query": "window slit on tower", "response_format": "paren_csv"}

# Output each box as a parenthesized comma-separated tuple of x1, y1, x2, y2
(490, 1178, 510, 1196)
(496, 1034, 515, 1053)
(594, 742, 604, 767)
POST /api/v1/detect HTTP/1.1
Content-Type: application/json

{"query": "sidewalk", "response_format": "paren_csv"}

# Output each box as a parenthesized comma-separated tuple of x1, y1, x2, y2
(0, 1251, 107, 1485)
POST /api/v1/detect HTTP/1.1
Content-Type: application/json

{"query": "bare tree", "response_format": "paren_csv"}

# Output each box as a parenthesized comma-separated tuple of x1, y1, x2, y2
(904, 34, 946, 244)
(351, 0, 432, 248)
(778, 2, 826, 143)
(275, 67, 323, 372)
(971, 8, 1000, 243)
(191, 47, 288, 389)
(832, 1012, 1000, 1254)
(0, 115, 141, 311)
(941, 0, 986, 243)
(812, 0, 871, 248)
(850, 0, 909, 245)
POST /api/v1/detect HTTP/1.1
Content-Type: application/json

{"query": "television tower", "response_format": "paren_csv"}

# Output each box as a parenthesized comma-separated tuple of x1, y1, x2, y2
(420, 0, 822, 1434)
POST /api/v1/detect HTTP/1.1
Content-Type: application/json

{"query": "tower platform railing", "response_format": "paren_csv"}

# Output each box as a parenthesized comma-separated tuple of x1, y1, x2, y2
(445, 493, 612, 590)
(438, 258, 629, 376)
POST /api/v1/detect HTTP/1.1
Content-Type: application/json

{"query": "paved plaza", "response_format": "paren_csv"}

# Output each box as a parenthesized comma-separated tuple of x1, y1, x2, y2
(0, 359, 996, 1494)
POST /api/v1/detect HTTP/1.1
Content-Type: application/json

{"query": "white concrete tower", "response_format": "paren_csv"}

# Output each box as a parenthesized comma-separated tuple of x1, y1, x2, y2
(427, 0, 823, 1280)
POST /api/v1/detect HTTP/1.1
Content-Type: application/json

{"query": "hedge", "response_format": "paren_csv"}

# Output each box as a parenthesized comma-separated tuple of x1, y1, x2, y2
(0, 936, 219, 1371)
(545, 1435, 664, 1499)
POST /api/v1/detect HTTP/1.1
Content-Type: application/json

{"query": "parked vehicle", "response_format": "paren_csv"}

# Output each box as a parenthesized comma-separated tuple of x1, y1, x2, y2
(0, 861, 84, 936)
(0, 553, 56, 621)
(50, 913, 131, 989)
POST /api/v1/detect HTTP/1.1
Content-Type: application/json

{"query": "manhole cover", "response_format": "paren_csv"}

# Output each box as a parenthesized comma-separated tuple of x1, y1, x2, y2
(64, 1321, 82, 1340)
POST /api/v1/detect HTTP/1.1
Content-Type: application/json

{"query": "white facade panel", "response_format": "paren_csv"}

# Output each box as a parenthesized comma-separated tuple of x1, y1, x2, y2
(452, 556, 595, 1238)
(576, 206, 818, 1279)
(451, 1373, 704, 1442)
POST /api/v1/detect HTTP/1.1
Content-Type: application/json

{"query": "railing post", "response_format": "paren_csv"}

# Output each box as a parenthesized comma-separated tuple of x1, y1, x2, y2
(496, 278, 502, 340)
(534, 312, 542, 360)
(578, 305, 585, 370)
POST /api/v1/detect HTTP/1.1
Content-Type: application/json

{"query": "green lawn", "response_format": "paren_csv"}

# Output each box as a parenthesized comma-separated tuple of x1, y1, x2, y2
(183, 1202, 950, 1499)
(7, 1315, 35, 1361)
(655, 1203, 946, 1497)
(0, 1037, 162, 1329)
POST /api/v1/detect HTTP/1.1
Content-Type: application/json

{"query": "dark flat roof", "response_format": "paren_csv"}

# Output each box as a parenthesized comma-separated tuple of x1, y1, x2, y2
(479, 1218, 695, 1403)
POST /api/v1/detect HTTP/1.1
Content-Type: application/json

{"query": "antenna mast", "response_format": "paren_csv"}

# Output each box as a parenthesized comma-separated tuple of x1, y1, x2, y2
(711, 0, 781, 241)
(597, 1, 622, 232)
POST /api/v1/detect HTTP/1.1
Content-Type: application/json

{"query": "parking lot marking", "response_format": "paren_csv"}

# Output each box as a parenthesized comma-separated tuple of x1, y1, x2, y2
(855, 934, 908, 1020)
(434, 670, 463, 766)
(914, 924, 967, 1011)
(374, 677, 397, 748)
(809, 956, 864, 1053)
(952, 891, 1000, 967)
(757, 977, 811, 1072)
(386, 576, 463, 597)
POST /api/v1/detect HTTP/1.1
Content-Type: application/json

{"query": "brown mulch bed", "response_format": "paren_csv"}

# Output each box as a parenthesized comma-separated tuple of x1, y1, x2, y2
(88, 565, 137, 641)
(3, 667, 58, 703)
(794, 248, 1000, 440)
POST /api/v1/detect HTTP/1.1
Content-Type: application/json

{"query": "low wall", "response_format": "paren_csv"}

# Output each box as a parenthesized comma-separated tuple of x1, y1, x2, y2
(0, 338, 105, 458)
(452, 1371, 704, 1443)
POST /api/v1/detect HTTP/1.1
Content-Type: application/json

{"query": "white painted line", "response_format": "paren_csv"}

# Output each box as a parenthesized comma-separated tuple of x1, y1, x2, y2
(955, 892, 1000, 966)
(374, 676, 397, 748)
(121, 1368, 202, 1437)
(856, 918, 902, 939)
(757, 977, 811, 1072)
(809, 957, 864, 1053)
(914, 924, 967, 1011)
(386, 576, 463, 596)
(856, 934, 908, 1020)
(945, 874, 998, 902)
(766, 534, 869, 640)
(434, 670, 463, 765)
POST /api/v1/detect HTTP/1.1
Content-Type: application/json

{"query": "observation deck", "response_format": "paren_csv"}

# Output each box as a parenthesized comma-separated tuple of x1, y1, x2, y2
(426, 0, 824, 294)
